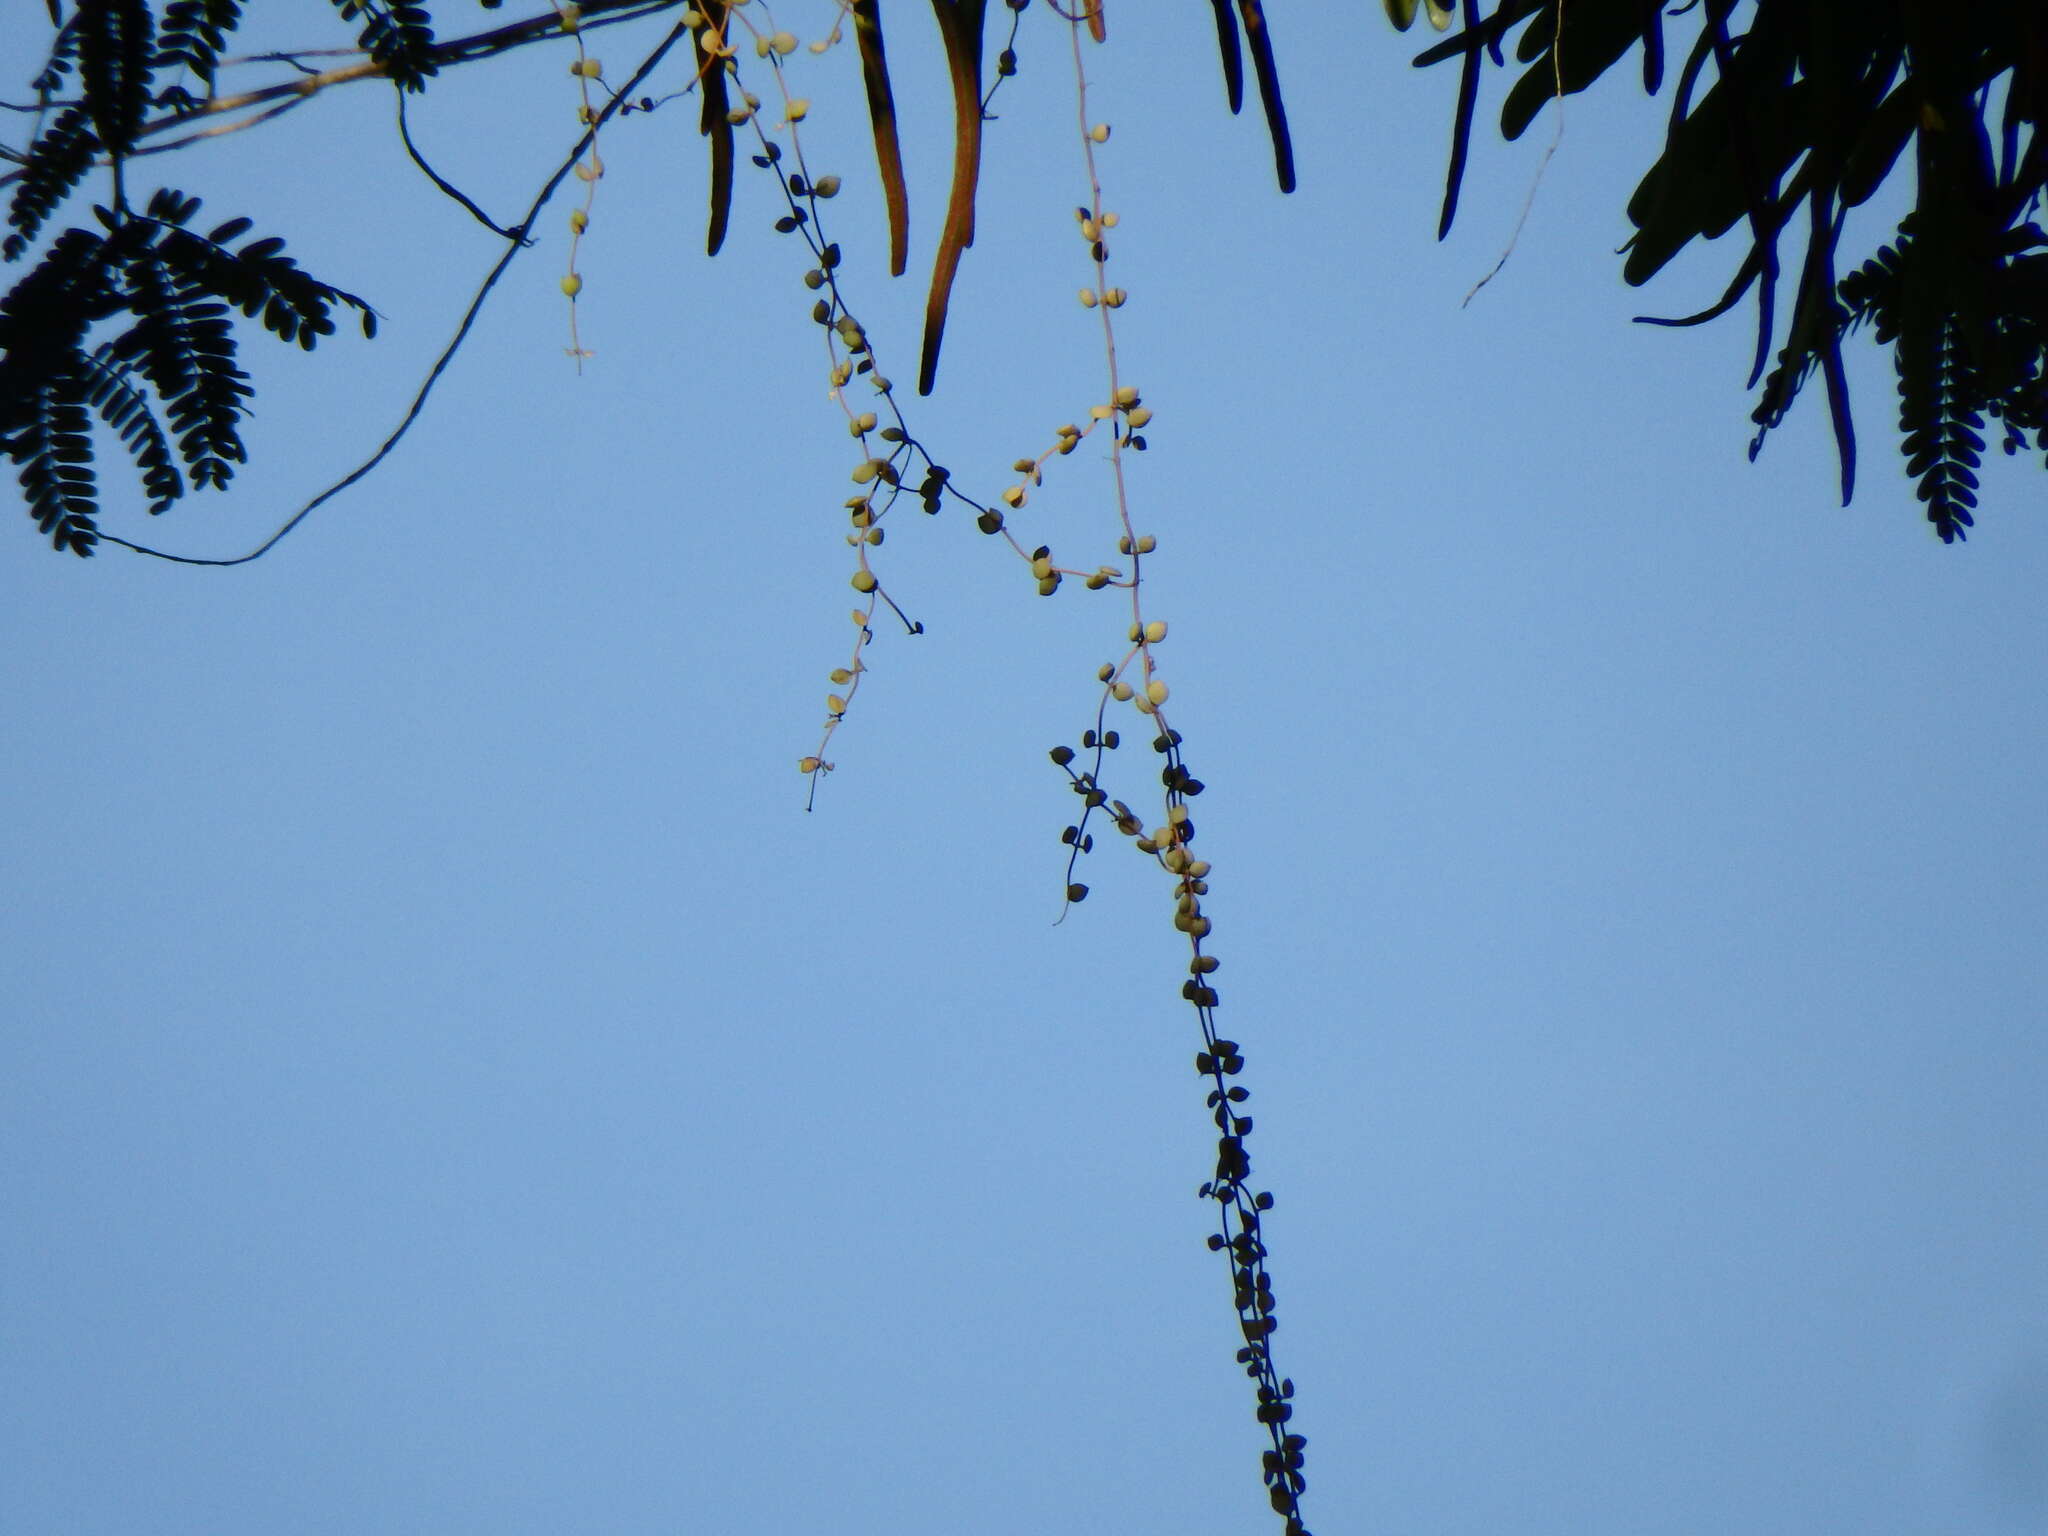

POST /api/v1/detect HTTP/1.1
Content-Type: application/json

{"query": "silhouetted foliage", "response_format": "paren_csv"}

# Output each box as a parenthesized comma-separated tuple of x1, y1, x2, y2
(1, 186, 371, 553)
(329, 0, 441, 92)
(1402, 0, 2047, 540)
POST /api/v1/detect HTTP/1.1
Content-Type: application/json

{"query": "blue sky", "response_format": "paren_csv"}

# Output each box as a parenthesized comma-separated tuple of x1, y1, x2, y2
(5, 4, 2046, 1534)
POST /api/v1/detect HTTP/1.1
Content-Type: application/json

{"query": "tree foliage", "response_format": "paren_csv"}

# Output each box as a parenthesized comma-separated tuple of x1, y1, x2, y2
(12, 4, 2040, 552)
(3, 0, 373, 554)
(1400, 0, 2047, 541)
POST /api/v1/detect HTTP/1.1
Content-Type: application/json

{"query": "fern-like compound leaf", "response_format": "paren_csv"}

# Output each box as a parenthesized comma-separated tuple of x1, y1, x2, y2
(1898, 314, 1985, 544)
(77, 0, 157, 159)
(10, 383, 101, 555)
(4, 106, 101, 262)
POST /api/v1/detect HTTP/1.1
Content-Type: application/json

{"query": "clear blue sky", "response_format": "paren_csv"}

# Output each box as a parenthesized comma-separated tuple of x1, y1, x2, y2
(5, 4, 2046, 1534)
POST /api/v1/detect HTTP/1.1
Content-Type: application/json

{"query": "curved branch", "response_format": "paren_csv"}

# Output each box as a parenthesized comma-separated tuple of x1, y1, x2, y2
(2, 0, 685, 189)
(96, 19, 694, 567)
(395, 89, 530, 241)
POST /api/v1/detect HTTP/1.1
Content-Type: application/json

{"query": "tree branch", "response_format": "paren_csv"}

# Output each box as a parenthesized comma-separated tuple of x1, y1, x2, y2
(2, 0, 686, 189)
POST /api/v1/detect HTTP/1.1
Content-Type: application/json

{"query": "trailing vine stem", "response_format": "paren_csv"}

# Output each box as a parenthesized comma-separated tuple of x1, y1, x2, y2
(736, 6, 1313, 1525)
(1051, 12, 1308, 1523)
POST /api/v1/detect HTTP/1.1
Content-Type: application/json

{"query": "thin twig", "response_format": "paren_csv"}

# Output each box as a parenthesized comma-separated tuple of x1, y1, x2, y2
(396, 90, 532, 242)
(120, 93, 313, 162)
(1463, 0, 1567, 306)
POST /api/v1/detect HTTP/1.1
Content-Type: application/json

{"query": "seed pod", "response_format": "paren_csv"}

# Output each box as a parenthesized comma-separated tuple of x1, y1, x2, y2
(850, 569, 877, 592)
(814, 175, 842, 197)
(1079, 288, 1099, 308)
(559, 273, 583, 297)
(1146, 679, 1169, 705)
(1126, 406, 1153, 428)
